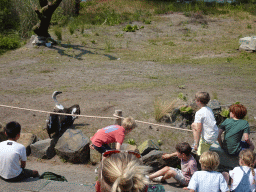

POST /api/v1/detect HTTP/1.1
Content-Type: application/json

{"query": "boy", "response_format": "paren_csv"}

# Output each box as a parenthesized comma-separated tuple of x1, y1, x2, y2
(218, 104, 254, 156)
(0, 121, 39, 181)
(187, 151, 229, 192)
(148, 142, 197, 186)
(90, 117, 136, 154)
(191, 92, 218, 156)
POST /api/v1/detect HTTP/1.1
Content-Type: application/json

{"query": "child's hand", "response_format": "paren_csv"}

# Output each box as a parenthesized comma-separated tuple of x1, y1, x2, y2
(162, 153, 171, 159)
(89, 144, 95, 150)
(183, 187, 189, 190)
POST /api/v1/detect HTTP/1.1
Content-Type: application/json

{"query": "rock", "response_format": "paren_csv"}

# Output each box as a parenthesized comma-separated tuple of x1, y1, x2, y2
(0, 123, 7, 142)
(121, 143, 139, 153)
(55, 129, 90, 164)
(142, 150, 180, 172)
(207, 99, 221, 114)
(17, 133, 37, 156)
(209, 142, 239, 170)
(90, 148, 102, 165)
(138, 140, 160, 156)
(30, 138, 56, 159)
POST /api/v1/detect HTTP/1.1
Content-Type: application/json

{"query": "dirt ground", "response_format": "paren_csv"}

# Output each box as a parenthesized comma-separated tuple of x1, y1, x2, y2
(0, 12, 256, 189)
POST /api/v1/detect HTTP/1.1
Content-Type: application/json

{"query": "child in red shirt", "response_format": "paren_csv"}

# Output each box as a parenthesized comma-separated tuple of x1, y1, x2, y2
(90, 117, 136, 153)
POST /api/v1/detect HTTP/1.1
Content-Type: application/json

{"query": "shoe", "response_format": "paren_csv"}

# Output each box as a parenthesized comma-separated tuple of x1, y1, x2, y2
(152, 176, 164, 182)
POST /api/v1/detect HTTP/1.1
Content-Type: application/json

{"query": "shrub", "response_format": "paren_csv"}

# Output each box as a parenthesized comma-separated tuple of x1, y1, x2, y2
(0, 34, 20, 50)
(54, 27, 62, 41)
(154, 99, 178, 122)
(123, 24, 138, 32)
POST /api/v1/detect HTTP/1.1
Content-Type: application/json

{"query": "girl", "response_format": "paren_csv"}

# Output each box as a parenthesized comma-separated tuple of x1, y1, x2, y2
(228, 149, 256, 192)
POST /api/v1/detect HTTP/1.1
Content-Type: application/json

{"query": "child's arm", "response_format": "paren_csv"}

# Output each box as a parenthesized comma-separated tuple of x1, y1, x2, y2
(21, 161, 26, 169)
(218, 129, 224, 148)
(116, 142, 121, 150)
(243, 133, 255, 151)
(162, 152, 178, 159)
(192, 123, 202, 151)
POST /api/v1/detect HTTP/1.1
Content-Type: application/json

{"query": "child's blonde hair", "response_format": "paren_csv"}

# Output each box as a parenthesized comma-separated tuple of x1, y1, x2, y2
(199, 151, 220, 171)
(195, 92, 210, 105)
(100, 152, 150, 192)
(239, 149, 255, 184)
(122, 117, 136, 131)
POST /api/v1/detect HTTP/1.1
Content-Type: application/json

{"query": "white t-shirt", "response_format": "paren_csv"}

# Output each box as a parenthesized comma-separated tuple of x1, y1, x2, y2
(194, 106, 218, 144)
(0, 140, 27, 179)
(229, 166, 256, 192)
(188, 170, 229, 192)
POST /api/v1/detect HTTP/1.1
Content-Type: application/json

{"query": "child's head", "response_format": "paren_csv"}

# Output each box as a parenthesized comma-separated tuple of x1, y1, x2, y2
(195, 92, 210, 105)
(199, 151, 220, 171)
(100, 152, 150, 192)
(239, 149, 255, 167)
(229, 104, 247, 119)
(5, 121, 21, 139)
(122, 117, 136, 132)
(175, 142, 192, 157)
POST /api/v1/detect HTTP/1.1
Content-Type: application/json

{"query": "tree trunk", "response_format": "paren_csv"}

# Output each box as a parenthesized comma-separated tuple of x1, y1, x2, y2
(33, 0, 63, 39)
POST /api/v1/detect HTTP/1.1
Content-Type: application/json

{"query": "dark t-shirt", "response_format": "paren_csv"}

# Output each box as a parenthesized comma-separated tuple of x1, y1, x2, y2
(219, 118, 250, 155)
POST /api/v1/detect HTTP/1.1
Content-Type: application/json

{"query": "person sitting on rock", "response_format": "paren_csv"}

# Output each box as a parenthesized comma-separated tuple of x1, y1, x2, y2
(218, 103, 254, 156)
(187, 151, 229, 192)
(0, 121, 39, 181)
(90, 117, 136, 154)
(192, 92, 219, 156)
(148, 142, 197, 187)
(95, 150, 151, 192)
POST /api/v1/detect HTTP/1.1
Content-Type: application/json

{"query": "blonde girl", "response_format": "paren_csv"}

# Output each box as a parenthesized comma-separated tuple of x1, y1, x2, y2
(96, 150, 151, 192)
(228, 149, 256, 192)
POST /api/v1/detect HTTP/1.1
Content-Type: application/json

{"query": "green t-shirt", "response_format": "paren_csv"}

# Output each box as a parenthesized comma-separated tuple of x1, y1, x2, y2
(219, 118, 250, 155)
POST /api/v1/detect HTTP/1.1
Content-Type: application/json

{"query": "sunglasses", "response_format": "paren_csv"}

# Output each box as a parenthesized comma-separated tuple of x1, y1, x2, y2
(102, 150, 141, 158)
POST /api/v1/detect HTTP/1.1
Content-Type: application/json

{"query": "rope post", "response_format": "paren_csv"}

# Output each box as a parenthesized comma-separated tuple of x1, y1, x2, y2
(114, 110, 122, 126)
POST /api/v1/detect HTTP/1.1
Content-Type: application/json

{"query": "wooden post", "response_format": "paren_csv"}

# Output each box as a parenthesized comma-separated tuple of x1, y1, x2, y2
(110, 110, 122, 149)
(114, 110, 122, 126)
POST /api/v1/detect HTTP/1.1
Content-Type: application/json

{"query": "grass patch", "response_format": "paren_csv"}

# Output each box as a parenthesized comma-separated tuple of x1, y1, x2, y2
(154, 99, 178, 122)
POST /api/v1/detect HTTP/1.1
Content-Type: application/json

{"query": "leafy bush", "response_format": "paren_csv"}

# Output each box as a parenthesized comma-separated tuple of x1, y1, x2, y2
(154, 99, 178, 122)
(220, 109, 230, 118)
(179, 106, 193, 114)
(0, 34, 20, 51)
(123, 25, 138, 32)
(54, 27, 62, 41)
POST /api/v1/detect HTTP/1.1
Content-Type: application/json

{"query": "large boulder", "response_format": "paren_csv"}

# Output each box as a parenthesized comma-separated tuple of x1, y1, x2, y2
(90, 148, 102, 165)
(138, 140, 160, 156)
(55, 129, 90, 164)
(142, 150, 180, 172)
(209, 142, 239, 170)
(17, 133, 37, 156)
(0, 122, 7, 142)
(30, 138, 56, 159)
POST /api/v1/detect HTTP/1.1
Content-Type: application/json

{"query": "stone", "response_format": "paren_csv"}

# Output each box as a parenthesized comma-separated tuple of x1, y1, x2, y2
(55, 129, 90, 164)
(0, 122, 7, 142)
(90, 148, 101, 165)
(142, 150, 180, 172)
(207, 99, 221, 114)
(17, 133, 37, 156)
(138, 140, 160, 156)
(120, 143, 139, 153)
(30, 139, 56, 159)
(209, 142, 239, 170)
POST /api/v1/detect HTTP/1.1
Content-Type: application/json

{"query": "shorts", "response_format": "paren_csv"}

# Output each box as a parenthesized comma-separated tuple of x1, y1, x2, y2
(1, 169, 35, 182)
(197, 138, 212, 156)
(169, 167, 187, 186)
(92, 144, 112, 154)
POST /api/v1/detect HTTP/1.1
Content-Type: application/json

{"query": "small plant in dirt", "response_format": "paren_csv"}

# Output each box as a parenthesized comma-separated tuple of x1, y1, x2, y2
(69, 25, 75, 35)
(105, 39, 114, 52)
(81, 25, 84, 34)
(91, 40, 96, 44)
(154, 99, 178, 122)
(54, 27, 62, 41)
(95, 32, 99, 36)
(157, 139, 163, 146)
(247, 24, 252, 29)
(220, 108, 229, 118)
(163, 41, 176, 46)
(115, 33, 123, 37)
(140, 26, 144, 29)
(123, 25, 138, 32)
(127, 138, 136, 145)
(143, 19, 151, 24)
(178, 93, 187, 101)
(179, 106, 193, 114)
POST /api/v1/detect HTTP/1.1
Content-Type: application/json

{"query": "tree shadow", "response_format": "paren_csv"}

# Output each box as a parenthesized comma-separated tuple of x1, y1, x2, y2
(49, 43, 118, 61)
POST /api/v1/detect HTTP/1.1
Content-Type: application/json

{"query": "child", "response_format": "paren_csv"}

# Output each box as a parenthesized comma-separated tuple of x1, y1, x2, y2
(225, 149, 256, 192)
(0, 121, 39, 181)
(218, 104, 254, 156)
(191, 92, 219, 156)
(148, 142, 197, 186)
(90, 117, 136, 154)
(187, 151, 229, 192)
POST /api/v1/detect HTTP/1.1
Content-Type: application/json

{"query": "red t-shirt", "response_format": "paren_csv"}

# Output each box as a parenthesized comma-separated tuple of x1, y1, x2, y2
(90, 125, 125, 147)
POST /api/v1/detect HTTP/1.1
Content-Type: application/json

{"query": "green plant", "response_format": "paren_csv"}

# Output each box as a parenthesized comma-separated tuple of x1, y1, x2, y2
(163, 41, 176, 46)
(69, 25, 75, 35)
(127, 139, 136, 145)
(157, 140, 163, 146)
(0, 34, 20, 50)
(144, 19, 151, 24)
(178, 93, 187, 101)
(81, 25, 84, 34)
(115, 33, 123, 37)
(123, 24, 138, 32)
(54, 27, 62, 41)
(220, 109, 229, 118)
(105, 39, 114, 52)
(91, 40, 96, 44)
(95, 32, 99, 36)
(154, 99, 177, 122)
(247, 24, 252, 29)
(179, 106, 193, 114)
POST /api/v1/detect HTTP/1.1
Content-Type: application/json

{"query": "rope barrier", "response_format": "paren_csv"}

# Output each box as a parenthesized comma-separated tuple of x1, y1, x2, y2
(0, 104, 192, 132)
